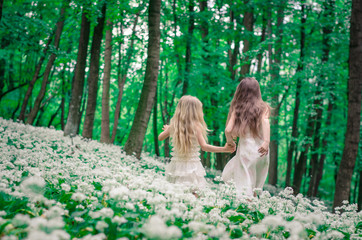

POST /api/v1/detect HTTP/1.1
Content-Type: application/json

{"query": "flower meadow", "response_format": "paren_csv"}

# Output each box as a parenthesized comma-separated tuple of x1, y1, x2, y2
(0, 118, 361, 240)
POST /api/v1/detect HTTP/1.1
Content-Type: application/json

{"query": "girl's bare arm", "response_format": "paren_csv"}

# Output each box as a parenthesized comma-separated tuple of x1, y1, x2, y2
(258, 111, 270, 157)
(196, 129, 235, 153)
(158, 125, 170, 141)
(225, 111, 236, 146)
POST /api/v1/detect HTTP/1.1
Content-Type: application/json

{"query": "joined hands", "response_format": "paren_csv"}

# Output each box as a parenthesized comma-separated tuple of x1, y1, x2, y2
(225, 142, 236, 153)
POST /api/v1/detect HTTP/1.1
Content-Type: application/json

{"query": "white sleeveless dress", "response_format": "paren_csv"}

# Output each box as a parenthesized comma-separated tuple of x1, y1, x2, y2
(222, 133, 269, 196)
(165, 138, 207, 188)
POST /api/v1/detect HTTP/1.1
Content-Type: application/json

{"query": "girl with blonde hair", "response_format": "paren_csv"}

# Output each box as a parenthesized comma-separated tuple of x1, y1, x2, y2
(158, 95, 235, 188)
(222, 77, 271, 196)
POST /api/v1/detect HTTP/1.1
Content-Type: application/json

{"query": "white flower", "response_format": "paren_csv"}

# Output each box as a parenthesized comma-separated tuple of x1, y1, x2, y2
(141, 215, 182, 240)
(60, 183, 70, 192)
(12, 214, 31, 227)
(71, 192, 86, 202)
(249, 223, 268, 235)
(109, 186, 129, 200)
(26, 231, 53, 240)
(81, 233, 107, 240)
(112, 216, 127, 224)
(95, 221, 108, 232)
(45, 206, 65, 219)
(74, 217, 84, 222)
(125, 202, 135, 210)
(188, 221, 208, 233)
(20, 176, 45, 196)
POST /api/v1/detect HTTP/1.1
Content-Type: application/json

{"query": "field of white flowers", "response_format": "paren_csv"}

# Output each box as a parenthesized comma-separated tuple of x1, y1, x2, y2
(0, 118, 361, 240)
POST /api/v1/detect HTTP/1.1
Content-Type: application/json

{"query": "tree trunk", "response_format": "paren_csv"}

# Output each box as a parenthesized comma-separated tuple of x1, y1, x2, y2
(199, 0, 212, 168)
(100, 19, 112, 144)
(268, 1, 284, 186)
(227, 6, 240, 81)
(64, 10, 91, 136)
(111, 11, 141, 143)
(173, 0, 183, 87)
(358, 169, 362, 210)
(308, 1, 334, 197)
(311, 100, 334, 196)
(292, 97, 316, 194)
(153, 87, 160, 156)
(26, 2, 67, 125)
(124, 0, 161, 158)
(48, 103, 61, 127)
(286, 3, 306, 187)
(182, 0, 195, 96)
(333, 0, 362, 210)
(239, 0, 254, 79)
(19, 32, 54, 122)
(82, 4, 106, 139)
(0, 0, 3, 21)
(257, 10, 266, 74)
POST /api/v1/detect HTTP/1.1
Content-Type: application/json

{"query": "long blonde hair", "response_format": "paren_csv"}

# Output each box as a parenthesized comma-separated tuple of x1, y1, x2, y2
(227, 77, 270, 138)
(169, 95, 208, 155)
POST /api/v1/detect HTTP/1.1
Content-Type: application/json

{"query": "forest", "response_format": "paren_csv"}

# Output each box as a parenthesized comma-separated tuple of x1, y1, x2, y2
(0, 0, 361, 212)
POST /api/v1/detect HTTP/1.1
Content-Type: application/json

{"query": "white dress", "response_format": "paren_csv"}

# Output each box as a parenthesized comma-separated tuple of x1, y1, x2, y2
(165, 138, 207, 188)
(222, 133, 269, 196)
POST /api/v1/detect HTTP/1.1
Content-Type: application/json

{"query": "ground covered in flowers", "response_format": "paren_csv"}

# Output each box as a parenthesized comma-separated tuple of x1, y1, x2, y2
(0, 118, 361, 240)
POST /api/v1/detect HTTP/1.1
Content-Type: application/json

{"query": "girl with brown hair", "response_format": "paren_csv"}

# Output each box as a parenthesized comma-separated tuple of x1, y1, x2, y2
(222, 77, 271, 196)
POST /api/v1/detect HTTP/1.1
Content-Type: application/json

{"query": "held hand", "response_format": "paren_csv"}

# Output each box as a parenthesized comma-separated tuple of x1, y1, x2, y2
(227, 141, 236, 148)
(162, 125, 169, 131)
(258, 141, 269, 157)
(224, 143, 236, 153)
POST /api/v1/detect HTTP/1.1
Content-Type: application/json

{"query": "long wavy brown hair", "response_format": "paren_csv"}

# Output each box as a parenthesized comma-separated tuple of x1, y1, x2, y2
(227, 77, 270, 138)
(169, 95, 208, 155)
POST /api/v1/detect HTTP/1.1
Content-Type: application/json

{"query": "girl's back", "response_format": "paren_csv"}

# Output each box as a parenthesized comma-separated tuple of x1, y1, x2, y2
(222, 78, 270, 196)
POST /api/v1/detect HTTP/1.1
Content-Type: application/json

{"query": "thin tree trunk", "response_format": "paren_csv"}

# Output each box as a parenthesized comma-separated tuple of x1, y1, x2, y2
(173, 0, 183, 86)
(333, 0, 362, 210)
(48, 103, 61, 127)
(227, 5, 240, 81)
(308, 0, 334, 198)
(26, 2, 67, 125)
(124, 0, 161, 158)
(100, 19, 112, 144)
(0, 0, 3, 21)
(111, 11, 141, 143)
(257, 10, 266, 74)
(35, 105, 46, 126)
(60, 80, 65, 130)
(77, 83, 87, 134)
(292, 97, 316, 194)
(313, 100, 333, 196)
(19, 32, 54, 121)
(153, 87, 160, 156)
(239, 0, 254, 79)
(358, 169, 362, 210)
(353, 173, 359, 203)
(64, 10, 91, 136)
(268, 1, 284, 186)
(83, 3, 106, 139)
(160, 61, 171, 158)
(182, 0, 195, 96)
(199, 0, 212, 168)
(286, 2, 306, 187)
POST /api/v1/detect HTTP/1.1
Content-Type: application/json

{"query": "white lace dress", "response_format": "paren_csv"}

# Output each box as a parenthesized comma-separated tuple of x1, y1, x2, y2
(165, 139, 207, 188)
(222, 134, 269, 196)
